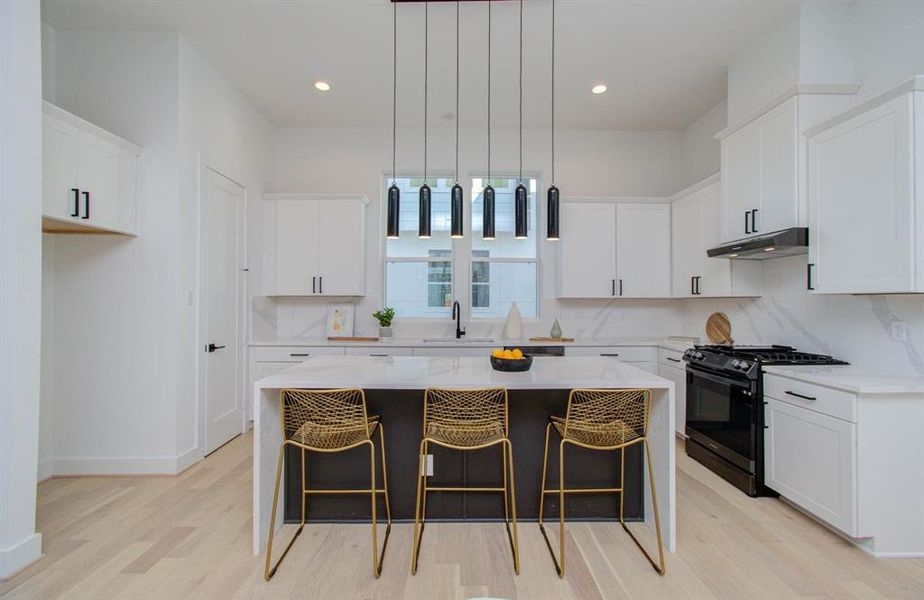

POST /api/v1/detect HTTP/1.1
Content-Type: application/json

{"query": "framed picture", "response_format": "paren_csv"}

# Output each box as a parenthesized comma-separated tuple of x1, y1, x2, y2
(326, 303, 355, 338)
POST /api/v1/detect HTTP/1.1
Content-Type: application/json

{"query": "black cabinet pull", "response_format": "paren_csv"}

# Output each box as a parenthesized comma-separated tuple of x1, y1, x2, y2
(289, 353, 310, 357)
(751, 209, 759, 233)
(600, 353, 619, 357)
(807, 263, 815, 291)
(666, 357, 681, 363)
(71, 188, 80, 217)
(695, 276, 701, 295)
(611, 279, 615, 296)
(744, 210, 751, 234)
(618, 278, 623, 296)
(312, 276, 316, 294)
(690, 276, 695, 296)
(319, 276, 323, 294)
(785, 390, 816, 401)
(369, 354, 388, 357)
(206, 343, 226, 353)
(81, 191, 90, 219)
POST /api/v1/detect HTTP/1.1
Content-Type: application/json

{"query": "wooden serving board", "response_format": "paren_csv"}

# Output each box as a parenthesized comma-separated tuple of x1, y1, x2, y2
(705, 313, 733, 345)
(528, 337, 575, 342)
(326, 336, 380, 342)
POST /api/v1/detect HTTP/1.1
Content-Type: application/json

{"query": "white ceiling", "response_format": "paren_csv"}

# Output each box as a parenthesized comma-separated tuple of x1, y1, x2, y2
(41, 0, 797, 130)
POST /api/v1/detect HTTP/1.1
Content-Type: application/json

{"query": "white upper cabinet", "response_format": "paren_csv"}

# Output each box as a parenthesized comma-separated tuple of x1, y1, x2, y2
(42, 102, 140, 235)
(557, 201, 670, 299)
(615, 203, 672, 298)
(671, 176, 762, 298)
(807, 79, 922, 294)
(721, 97, 798, 242)
(263, 194, 367, 296)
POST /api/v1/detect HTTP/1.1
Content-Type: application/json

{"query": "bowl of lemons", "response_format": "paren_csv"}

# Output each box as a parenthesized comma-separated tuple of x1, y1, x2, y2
(490, 348, 533, 372)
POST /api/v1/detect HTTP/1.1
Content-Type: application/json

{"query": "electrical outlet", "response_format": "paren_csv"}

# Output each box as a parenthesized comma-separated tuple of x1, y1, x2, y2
(420, 454, 434, 477)
(891, 321, 907, 341)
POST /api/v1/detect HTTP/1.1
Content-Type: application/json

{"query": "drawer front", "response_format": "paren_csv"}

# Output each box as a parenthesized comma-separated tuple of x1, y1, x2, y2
(659, 348, 685, 369)
(343, 346, 413, 357)
(252, 346, 345, 362)
(566, 346, 656, 362)
(764, 373, 856, 422)
(413, 347, 486, 357)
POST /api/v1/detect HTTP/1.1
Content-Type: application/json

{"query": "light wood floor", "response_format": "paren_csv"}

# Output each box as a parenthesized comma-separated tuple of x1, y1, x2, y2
(2, 433, 922, 600)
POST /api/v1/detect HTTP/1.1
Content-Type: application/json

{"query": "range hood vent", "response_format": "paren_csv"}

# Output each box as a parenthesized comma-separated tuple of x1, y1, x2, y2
(707, 227, 808, 260)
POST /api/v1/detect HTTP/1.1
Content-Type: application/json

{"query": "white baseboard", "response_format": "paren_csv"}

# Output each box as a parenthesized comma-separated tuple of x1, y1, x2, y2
(37, 460, 54, 483)
(51, 450, 202, 477)
(0, 533, 42, 580)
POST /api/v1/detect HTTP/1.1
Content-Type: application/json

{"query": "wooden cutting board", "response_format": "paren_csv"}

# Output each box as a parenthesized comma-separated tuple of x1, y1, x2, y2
(705, 313, 733, 345)
(528, 337, 575, 342)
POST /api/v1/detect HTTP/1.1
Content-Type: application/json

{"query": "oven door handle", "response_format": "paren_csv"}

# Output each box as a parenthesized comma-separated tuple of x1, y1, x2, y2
(687, 367, 752, 390)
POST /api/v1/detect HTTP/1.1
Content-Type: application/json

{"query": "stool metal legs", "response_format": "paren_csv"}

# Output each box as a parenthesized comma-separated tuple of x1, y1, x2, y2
(538, 425, 665, 578)
(411, 439, 520, 575)
(264, 425, 392, 581)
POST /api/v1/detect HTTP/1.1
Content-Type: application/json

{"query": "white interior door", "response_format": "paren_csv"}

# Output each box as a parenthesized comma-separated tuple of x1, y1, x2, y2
(203, 169, 245, 454)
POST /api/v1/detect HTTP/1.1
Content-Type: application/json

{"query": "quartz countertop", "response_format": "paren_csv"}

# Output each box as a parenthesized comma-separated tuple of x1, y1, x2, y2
(254, 355, 675, 390)
(249, 335, 698, 351)
(763, 365, 924, 395)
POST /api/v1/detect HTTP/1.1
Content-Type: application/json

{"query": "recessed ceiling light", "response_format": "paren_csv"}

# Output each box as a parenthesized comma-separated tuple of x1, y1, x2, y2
(314, 81, 331, 92)
(591, 84, 608, 95)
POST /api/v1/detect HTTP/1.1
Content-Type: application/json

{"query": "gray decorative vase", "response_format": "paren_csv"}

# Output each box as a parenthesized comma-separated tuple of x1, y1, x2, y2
(379, 327, 393, 338)
(550, 318, 562, 339)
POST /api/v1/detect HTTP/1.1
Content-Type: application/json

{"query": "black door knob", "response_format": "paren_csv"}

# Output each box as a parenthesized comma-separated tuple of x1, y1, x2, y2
(206, 343, 226, 353)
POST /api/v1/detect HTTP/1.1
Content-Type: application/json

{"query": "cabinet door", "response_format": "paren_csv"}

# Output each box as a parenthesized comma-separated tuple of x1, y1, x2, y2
(615, 203, 671, 298)
(809, 94, 915, 294)
(757, 97, 799, 234)
(721, 124, 760, 241)
(671, 192, 702, 298)
(557, 203, 617, 298)
(78, 132, 136, 232)
(765, 398, 857, 535)
(42, 114, 81, 222)
(698, 182, 733, 297)
(657, 364, 686, 436)
(274, 200, 320, 295)
(315, 199, 365, 296)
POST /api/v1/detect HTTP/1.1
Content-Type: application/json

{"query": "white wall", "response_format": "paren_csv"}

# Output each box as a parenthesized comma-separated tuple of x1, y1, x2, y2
(40, 28, 273, 474)
(261, 125, 685, 340)
(679, 100, 726, 188)
(852, 0, 924, 103)
(0, 0, 43, 578)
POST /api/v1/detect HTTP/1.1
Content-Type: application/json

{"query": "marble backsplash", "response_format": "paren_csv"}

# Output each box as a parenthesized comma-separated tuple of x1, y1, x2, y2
(681, 256, 924, 378)
(251, 295, 685, 342)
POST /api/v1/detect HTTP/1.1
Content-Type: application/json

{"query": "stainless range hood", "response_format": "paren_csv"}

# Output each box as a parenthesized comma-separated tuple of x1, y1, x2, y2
(706, 227, 808, 259)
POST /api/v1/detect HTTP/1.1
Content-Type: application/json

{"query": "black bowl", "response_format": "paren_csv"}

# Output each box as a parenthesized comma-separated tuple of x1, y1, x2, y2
(490, 355, 533, 372)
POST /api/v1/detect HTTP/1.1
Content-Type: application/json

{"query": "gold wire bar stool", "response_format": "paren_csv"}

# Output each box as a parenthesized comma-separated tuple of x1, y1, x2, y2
(264, 388, 391, 580)
(411, 387, 519, 575)
(538, 388, 665, 577)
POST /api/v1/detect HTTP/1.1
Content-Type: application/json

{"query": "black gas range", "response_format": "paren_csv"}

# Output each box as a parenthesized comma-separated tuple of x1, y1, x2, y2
(682, 344, 847, 496)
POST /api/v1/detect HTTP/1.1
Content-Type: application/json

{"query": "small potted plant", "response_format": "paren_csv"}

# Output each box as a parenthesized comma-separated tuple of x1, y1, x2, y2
(372, 306, 396, 338)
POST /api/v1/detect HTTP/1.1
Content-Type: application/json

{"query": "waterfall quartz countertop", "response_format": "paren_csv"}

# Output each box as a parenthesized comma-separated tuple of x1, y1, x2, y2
(251, 355, 677, 556)
(249, 335, 698, 352)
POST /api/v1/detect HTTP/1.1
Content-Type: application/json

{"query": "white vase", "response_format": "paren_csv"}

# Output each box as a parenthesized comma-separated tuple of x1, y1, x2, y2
(503, 302, 523, 340)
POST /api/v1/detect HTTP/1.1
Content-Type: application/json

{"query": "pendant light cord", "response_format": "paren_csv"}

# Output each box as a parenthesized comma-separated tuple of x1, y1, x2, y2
(487, 0, 491, 182)
(519, 0, 523, 183)
(455, 1, 460, 184)
(423, 1, 428, 184)
(392, 1, 397, 183)
(551, 0, 555, 185)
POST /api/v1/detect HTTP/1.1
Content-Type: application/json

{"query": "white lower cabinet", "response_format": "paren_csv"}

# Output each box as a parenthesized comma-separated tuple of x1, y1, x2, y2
(566, 346, 658, 374)
(412, 347, 486, 357)
(343, 346, 413, 357)
(765, 396, 857, 535)
(658, 348, 687, 437)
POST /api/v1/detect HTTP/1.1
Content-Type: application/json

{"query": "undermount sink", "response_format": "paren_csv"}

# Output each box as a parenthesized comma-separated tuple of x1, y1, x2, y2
(421, 338, 495, 343)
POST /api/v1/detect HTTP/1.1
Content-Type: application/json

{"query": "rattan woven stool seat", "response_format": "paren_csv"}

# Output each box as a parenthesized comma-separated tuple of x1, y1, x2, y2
(549, 415, 640, 448)
(425, 419, 506, 447)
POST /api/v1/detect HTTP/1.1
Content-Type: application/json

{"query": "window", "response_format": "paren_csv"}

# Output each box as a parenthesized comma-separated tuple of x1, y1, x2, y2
(471, 177, 538, 319)
(384, 177, 454, 317)
(384, 175, 538, 319)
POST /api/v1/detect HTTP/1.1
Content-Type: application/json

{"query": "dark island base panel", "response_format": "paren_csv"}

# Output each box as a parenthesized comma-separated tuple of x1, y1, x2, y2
(283, 389, 644, 522)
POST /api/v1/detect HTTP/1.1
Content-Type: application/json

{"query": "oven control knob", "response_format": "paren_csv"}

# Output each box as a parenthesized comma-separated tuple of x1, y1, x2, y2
(732, 360, 741, 369)
(694, 352, 704, 360)
(739, 361, 749, 370)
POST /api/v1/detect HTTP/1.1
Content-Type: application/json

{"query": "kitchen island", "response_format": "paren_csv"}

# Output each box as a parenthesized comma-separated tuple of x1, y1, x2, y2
(252, 355, 676, 555)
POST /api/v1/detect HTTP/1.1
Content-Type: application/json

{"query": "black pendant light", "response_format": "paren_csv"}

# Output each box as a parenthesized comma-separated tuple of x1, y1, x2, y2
(514, 0, 528, 240)
(546, 0, 560, 241)
(386, 1, 400, 239)
(450, 1, 464, 239)
(482, 0, 495, 241)
(418, 2, 431, 239)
